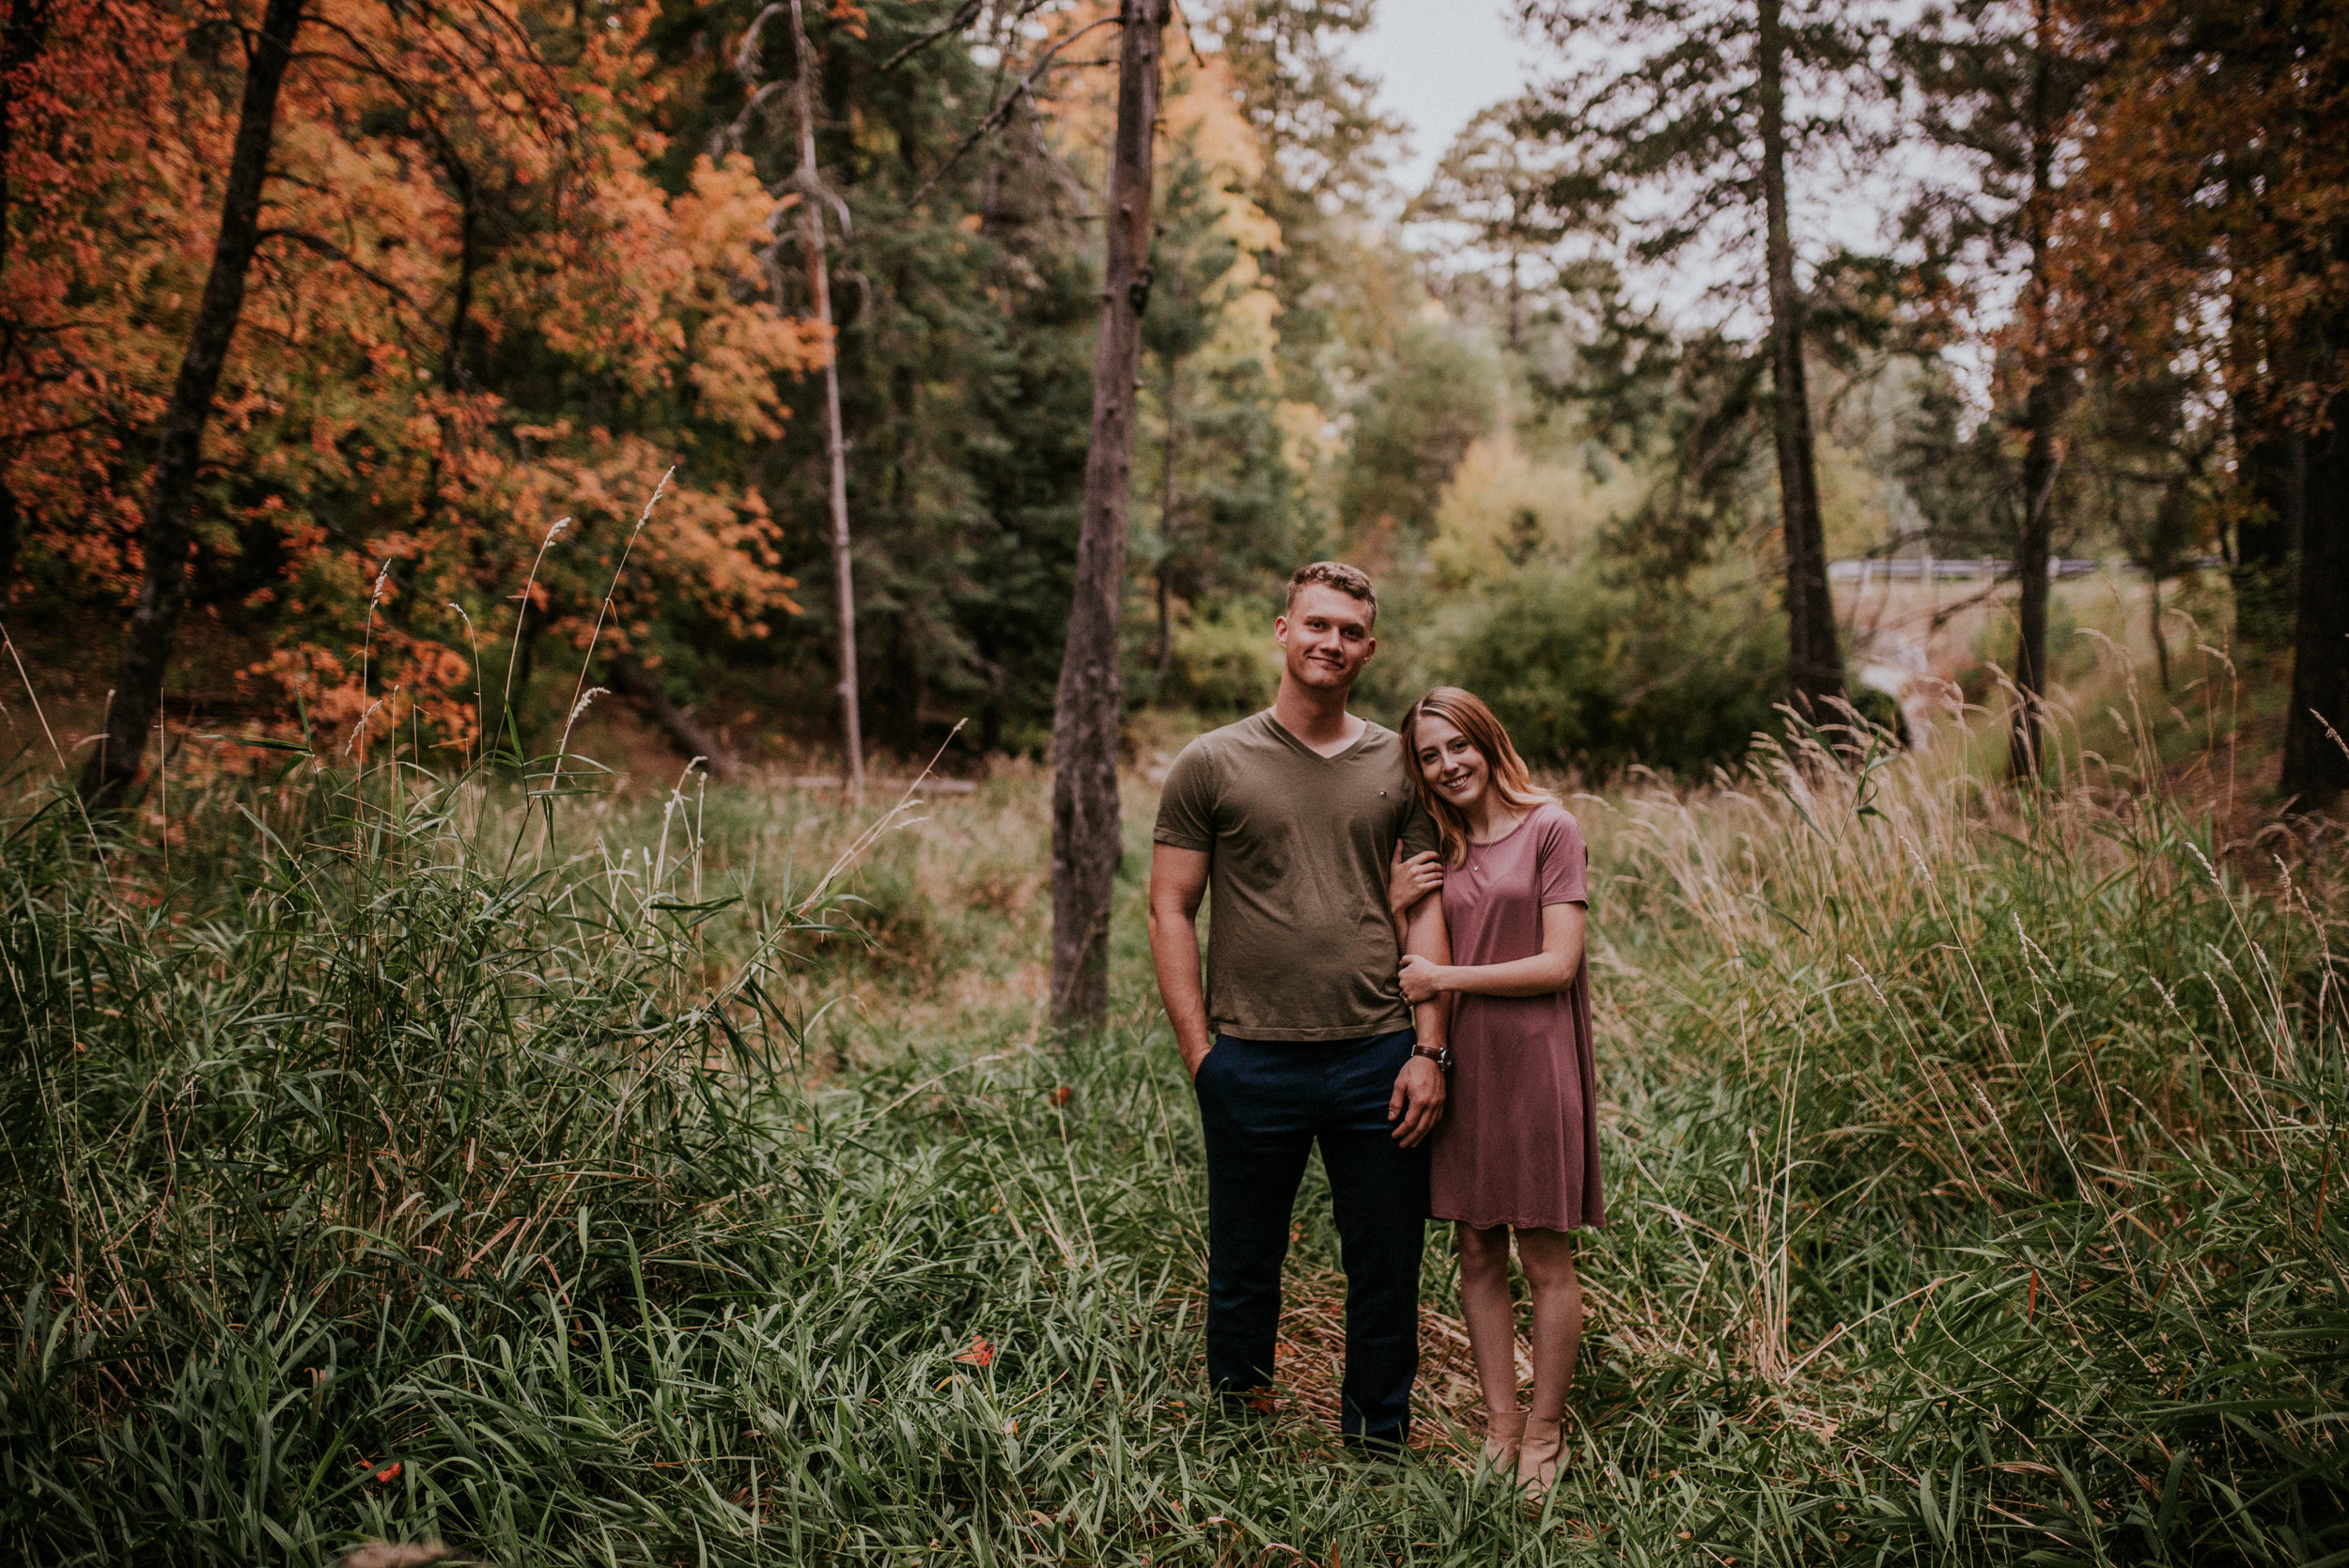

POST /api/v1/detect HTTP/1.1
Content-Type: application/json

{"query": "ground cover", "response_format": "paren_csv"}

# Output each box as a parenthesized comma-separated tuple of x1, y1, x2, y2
(1, 717, 2342, 1565)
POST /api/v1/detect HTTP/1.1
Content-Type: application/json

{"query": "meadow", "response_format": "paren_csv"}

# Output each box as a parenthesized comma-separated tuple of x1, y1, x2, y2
(2, 686, 2344, 1566)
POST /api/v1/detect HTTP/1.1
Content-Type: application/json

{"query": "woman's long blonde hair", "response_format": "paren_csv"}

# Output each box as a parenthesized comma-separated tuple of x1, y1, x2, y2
(1399, 687, 1556, 868)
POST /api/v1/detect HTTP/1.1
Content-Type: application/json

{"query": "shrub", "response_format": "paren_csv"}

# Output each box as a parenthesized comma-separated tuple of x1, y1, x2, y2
(1441, 563, 1785, 776)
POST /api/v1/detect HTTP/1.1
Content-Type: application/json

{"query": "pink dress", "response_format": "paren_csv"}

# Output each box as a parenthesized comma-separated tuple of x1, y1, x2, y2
(1429, 801, 1604, 1232)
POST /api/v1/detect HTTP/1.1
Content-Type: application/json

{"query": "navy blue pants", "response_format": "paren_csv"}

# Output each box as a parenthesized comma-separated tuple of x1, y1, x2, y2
(1192, 1028, 1429, 1446)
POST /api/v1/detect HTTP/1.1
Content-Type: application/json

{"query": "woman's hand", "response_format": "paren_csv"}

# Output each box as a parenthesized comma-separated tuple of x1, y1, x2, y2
(1398, 952, 1448, 1004)
(1389, 846, 1444, 920)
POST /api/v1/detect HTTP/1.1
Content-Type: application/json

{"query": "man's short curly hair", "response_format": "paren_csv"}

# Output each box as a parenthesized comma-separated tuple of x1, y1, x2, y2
(1283, 561, 1377, 620)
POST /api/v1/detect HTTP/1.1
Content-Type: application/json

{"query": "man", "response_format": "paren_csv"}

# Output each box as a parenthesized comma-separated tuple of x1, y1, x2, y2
(1147, 561, 1450, 1452)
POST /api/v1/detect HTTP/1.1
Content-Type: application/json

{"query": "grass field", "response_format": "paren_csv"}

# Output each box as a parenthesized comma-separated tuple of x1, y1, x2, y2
(2, 697, 2344, 1565)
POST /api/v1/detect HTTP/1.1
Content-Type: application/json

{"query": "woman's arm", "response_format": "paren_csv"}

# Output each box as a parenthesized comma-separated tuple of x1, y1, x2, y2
(1397, 902, 1584, 1002)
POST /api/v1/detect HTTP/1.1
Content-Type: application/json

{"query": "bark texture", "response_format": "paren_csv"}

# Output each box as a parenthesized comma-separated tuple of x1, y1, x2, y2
(787, 0, 863, 799)
(2007, 4, 2068, 781)
(1050, 0, 1165, 1030)
(80, 0, 305, 807)
(2007, 382, 2061, 778)
(2233, 406, 2304, 650)
(2281, 381, 2349, 808)
(1757, 0, 1843, 713)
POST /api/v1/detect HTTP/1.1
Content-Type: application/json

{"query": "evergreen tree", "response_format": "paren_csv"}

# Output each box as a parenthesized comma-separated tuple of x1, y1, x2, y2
(1136, 136, 1292, 694)
(1519, 0, 1877, 712)
(648, 0, 1100, 759)
(1199, 0, 1399, 410)
(1900, 0, 2092, 778)
(1406, 100, 1590, 354)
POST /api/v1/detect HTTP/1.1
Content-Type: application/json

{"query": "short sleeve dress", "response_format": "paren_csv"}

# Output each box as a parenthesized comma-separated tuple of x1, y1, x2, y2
(1428, 801, 1605, 1233)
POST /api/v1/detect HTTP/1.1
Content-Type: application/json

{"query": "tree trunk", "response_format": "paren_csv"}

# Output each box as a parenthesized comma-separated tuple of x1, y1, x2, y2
(786, 0, 863, 800)
(80, 0, 304, 807)
(2281, 380, 2349, 808)
(2008, 370, 2064, 777)
(1050, 0, 1165, 1031)
(1757, 0, 1842, 714)
(1154, 351, 1180, 684)
(2232, 399, 2303, 651)
(2006, 0, 2068, 782)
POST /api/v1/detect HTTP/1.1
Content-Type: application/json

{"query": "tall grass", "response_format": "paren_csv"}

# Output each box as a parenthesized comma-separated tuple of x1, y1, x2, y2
(1, 698, 2342, 1565)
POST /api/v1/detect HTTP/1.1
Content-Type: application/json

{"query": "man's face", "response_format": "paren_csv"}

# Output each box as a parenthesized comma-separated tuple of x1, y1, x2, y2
(1274, 582, 1377, 694)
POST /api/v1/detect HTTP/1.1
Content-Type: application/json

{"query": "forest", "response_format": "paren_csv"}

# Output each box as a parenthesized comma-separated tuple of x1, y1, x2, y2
(2, 0, 2346, 1564)
(2, 0, 2342, 808)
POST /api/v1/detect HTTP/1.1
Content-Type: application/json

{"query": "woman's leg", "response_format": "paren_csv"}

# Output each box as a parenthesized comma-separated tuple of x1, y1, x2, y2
(1454, 1220, 1521, 1418)
(1513, 1228, 1583, 1422)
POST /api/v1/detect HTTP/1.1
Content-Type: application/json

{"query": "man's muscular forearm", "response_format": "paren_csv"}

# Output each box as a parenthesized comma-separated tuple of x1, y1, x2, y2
(1147, 844, 1216, 1078)
(1404, 892, 1451, 1048)
(1149, 907, 1214, 1075)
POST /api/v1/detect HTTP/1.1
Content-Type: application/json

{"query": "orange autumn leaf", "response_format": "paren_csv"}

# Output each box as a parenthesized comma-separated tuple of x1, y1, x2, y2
(955, 1337, 995, 1367)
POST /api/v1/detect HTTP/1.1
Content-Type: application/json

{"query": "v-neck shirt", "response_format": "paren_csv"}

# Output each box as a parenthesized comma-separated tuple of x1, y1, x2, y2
(1154, 708, 1439, 1040)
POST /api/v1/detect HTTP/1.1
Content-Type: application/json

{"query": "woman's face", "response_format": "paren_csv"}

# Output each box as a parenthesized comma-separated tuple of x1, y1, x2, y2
(1412, 713, 1490, 813)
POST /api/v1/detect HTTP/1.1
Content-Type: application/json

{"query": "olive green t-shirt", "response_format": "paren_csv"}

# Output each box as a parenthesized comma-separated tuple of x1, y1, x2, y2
(1152, 709, 1439, 1041)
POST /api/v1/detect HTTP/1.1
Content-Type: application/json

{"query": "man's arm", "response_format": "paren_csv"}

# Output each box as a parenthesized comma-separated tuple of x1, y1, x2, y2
(1385, 889, 1451, 1146)
(1147, 843, 1214, 1078)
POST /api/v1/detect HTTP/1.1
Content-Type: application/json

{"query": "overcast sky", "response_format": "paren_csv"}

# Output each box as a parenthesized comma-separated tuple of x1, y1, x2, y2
(1344, 0, 1544, 203)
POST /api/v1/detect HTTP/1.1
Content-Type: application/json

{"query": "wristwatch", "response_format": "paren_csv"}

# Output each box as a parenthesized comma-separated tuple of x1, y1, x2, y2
(1412, 1041, 1452, 1072)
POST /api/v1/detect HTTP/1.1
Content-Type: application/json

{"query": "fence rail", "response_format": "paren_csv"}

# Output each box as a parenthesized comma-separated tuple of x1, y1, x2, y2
(1830, 556, 2102, 583)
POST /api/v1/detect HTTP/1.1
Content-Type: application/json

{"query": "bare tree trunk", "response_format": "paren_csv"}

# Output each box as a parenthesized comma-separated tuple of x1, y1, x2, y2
(80, 0, 305, 807)
(787, 0, 863, 800)
(1050, 0, 1165, 1031)
(1505, 251, 1523, 354)
(1757, 0, 1842, 714)
(2281, 378, 2349, 808)
(2147, 573, 2170, 694)
(1154, 352, 1180, 684)
(2008, 372, 2063, 778)
(2234, 416, 2304, 648)
(2232, 289, 2304, 650)
(2008, 0, 2068, 782)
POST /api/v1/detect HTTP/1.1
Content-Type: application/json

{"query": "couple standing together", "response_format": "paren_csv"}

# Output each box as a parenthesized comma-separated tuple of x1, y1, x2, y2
(1146, 560, 1604, 1495)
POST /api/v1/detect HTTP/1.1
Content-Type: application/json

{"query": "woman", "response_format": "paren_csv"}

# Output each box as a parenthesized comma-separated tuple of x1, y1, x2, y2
(1388, 687, 1600, 1497)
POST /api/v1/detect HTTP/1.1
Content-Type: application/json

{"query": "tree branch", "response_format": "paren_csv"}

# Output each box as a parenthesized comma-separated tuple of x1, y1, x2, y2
(912, 15, 1122, 203)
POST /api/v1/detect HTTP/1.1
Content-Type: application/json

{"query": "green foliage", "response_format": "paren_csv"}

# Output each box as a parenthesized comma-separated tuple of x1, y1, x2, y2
(1132, 134, 1298, 693)
(644, 0, 1101, 757)
(1339, 321, 1503, 545)
(1157, 606, 1282, 721)
(1437, 563, 1784, 776)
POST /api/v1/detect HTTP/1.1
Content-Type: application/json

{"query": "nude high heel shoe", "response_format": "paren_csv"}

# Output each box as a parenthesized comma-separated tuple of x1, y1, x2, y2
(1479, 1409, 1526, 1476)
(1516, 1415, 1563, 1498)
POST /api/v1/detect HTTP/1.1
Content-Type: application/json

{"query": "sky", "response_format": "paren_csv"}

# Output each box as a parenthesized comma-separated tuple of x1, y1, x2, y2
(1343, 0, 1546, 203)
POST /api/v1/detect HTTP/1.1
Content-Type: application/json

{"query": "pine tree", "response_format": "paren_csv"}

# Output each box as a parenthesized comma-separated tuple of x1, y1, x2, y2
(1520, 0, 1874, 712)
(1137, 135, 1291, 691)
(1900, 0, 2092, 779)
(1407, 101, 1588, 354)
